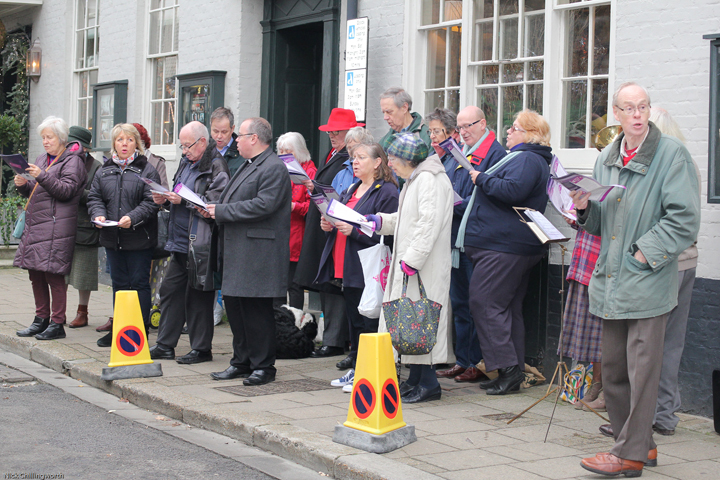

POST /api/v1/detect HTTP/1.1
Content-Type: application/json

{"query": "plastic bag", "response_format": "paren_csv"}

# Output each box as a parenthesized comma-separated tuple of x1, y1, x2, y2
(357, 237, 391, 318)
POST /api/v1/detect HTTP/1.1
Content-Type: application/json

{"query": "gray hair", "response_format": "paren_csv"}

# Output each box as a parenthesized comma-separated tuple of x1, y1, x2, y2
(612, 82, 652, 107)
(425, 108, 457, 132)
(210, 107, 234, 128)
(276, 132, 312, 163)
(380, 87, 413, 110)
(37, 116, 69, 144)
(345, 126, 374, 146)
(245, 117, 273, 145)
(184, 121, 210, 141)
(650, 107, 686, 143)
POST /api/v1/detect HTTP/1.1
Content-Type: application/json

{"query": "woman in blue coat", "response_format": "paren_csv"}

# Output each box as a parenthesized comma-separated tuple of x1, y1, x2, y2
(316, 143, 399, 384)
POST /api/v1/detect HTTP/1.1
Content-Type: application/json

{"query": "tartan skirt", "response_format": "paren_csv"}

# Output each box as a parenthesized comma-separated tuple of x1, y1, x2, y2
(65, 244, 99, 291)
(558, 280, 602, 363)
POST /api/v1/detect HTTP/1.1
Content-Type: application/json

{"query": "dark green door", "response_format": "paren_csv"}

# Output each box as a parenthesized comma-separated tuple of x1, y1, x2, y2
(270, 23, 324, 164)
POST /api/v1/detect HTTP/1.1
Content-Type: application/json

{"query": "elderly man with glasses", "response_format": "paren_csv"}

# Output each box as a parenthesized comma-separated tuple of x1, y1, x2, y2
(573, 82, 700, 477)
(148, 121, 229, 365)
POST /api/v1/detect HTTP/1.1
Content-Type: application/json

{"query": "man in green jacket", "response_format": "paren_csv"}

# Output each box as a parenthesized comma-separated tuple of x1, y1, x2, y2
(573, 82, 700, 477)
(378, 87, 431, 152)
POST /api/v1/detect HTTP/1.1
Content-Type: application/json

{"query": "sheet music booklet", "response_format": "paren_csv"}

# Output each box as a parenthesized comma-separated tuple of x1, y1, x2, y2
(326, 199, 375, 237)
(438, 137, 475, 171)
(280, 153, 311, 184)
(514, 207, 569, 244)
(0, 154, 33, 180)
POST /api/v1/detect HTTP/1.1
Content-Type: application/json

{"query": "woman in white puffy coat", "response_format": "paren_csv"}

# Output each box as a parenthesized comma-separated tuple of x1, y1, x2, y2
(371, 133, 455, 404)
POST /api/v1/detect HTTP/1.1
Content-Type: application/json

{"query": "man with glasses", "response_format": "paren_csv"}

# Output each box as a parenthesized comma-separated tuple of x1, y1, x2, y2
(573, 83, 700, 477)
(379, 87, 431, 152)
(149, 121, 229, 365)
(205, 117, 291, 386)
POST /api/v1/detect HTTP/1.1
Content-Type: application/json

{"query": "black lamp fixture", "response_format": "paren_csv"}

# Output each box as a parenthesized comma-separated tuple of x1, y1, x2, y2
(26, 39, 41, 82)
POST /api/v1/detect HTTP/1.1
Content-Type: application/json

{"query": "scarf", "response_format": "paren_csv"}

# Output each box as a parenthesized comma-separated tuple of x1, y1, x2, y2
(112, 151, 138, 168)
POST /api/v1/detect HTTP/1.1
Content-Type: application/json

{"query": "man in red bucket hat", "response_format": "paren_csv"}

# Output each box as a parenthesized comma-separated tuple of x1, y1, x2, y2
(295, 108, 364, 362)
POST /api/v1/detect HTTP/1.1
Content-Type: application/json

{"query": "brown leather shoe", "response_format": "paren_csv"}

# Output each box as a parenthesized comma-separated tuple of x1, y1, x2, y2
(436, 364, 465, 379)
(96, 316, 113, 332)
(68, 305, 88, 328)
(581, 453, 643, 477)
(596, 449, 658, 468)
(454, 366, 486, 383)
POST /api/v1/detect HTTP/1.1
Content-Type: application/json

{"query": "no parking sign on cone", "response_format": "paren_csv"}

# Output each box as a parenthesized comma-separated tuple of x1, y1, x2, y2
(333, 333, 416, 453)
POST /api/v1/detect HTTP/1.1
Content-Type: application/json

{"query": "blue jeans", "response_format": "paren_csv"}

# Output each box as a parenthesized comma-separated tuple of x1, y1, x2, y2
(106, 248, 153, 327)
(450, 251, 482, 368)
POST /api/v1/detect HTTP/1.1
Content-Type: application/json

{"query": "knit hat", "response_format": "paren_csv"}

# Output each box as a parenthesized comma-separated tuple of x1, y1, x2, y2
(386, 133, 429, 163)
(132, 123, 152, 149)
(68, 126, 92, 149)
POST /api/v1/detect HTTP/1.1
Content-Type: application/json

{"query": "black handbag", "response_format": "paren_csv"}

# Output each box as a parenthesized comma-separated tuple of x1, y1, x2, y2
(187, 215, 212, 290)
(152, 208, 171, 259)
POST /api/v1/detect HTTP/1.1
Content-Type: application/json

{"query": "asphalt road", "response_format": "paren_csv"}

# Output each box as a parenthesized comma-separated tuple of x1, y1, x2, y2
(1, 382, 277, 479)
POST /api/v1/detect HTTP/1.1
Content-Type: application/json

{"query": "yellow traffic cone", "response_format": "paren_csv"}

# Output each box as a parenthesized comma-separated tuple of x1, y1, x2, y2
(333, 333, 416, 452)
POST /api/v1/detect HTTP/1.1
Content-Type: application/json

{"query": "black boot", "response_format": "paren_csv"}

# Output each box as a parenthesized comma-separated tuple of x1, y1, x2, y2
(97, 332, 112, 347)
(17, 316, 50, 337)
(35, 322, 66, 340)
(486, 365, 524, 395)
(479, 376, 500, 390)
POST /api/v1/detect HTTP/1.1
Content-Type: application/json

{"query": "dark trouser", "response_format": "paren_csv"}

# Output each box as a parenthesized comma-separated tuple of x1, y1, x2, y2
(155, 252, 215, 351)
(287, 262, 304, 309)
(655, 268, 696, 431)
(343, 286, 380, 360)
(604, 315, 668, 462)
(466, 247, 542, 372)
(224, 296, 276, 374)
(320, 291, 348, 348)
(106, 248, 153, 328)
(28, 269, 68, 325)
(450, 251, 482, 368)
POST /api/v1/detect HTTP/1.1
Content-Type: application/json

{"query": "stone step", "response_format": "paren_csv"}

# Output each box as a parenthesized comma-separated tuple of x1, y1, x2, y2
(0, 245, 18, 260)
(0, 259, 15, 269)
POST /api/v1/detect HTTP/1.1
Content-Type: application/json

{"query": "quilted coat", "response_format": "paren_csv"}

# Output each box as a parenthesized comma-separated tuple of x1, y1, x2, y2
(14, 146, 87, 275)
(377, 154, 455, 365)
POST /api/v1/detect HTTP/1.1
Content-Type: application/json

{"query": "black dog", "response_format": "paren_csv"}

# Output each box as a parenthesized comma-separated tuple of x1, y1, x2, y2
(274, 305, 317, 359)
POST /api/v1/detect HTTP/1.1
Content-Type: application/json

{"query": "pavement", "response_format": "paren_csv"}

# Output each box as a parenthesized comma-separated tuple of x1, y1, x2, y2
(1, 266, 720, 480)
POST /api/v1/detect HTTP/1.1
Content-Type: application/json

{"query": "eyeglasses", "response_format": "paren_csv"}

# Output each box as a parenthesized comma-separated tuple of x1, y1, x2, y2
(237, 132, 256, 139)
(615, 104, 650, 115)
(429, 128, 446, 137)
(177, 138, 200, 151)
(457, 119, 482, 131)
(326, 131, 341, 136)
(509, 124, 526, 133)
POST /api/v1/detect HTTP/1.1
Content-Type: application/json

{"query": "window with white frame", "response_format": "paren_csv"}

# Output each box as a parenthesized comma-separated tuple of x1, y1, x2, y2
(148, 0, 179, 146)
(416, 0, 613, 150)
(74, 0, 99, 131)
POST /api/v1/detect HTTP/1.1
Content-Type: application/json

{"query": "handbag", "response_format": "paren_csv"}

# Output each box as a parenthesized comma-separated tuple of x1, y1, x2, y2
(152, 208, 171, 259)
(12, 150, 65, 239)
(382, 272, 442, 356)
(186, 215, 212, 290)
(357, 236, 391, 318)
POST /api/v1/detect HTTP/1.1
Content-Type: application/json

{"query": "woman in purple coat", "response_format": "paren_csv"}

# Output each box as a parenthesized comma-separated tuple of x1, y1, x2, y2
(15, 116, 87, 340)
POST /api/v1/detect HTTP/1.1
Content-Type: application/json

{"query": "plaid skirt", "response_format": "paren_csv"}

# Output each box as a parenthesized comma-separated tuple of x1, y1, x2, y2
(558, 280, 602, 363)
(65, 244, 99, 291)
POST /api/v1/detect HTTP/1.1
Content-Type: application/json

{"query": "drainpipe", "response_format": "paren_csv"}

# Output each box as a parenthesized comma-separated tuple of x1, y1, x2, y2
(347, 0, 357, 20)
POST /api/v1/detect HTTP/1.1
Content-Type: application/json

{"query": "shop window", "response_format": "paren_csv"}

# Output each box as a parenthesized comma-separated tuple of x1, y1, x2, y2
(148, 0, 179, 145)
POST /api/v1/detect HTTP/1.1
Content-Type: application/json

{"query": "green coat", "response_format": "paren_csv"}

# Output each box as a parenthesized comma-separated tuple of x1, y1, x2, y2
(379, 112, 432, 152)
(578, 122, 700, 320)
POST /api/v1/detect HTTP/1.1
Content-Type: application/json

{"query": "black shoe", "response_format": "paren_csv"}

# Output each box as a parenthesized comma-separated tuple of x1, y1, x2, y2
(176, 349, 212, 364)
(486, 365, 524, 395)
(599, 423, 613, 437)
(243, 369, 276, 386)
(181, 325, 188, 334)
(35, 322, 66, 340)
(17, 316, 50, 337)
(311, 346, 344, 358)
(399, 381, 417, 397)
(149, 343, 176, 360)
(653, 424, 675, 436)
(97, 332, 112, 347)
(402, 384, 442, 404)
(211, 365, 252, 381)
(479, 376, 500, 390)
(336, 355, 355, 370)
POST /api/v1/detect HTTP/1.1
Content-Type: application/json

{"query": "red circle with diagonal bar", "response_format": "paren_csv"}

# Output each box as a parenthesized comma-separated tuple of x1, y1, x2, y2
(381, 378, 399, 419)
(115, 325, 145, 357)
(351, 378, 376, 420)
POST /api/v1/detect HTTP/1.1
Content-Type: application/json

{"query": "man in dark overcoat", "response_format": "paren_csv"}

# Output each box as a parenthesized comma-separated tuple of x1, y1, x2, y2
(205, 117, 291, 385)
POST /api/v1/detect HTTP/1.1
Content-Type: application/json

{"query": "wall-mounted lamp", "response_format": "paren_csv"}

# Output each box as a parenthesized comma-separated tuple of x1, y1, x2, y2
(26, 39, 41, 82)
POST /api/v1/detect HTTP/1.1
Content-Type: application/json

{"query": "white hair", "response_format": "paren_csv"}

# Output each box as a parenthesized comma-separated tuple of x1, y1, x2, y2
(37, 116, 69, 144)
(612, 82, 652, 107)
(276, 132, 311, 163)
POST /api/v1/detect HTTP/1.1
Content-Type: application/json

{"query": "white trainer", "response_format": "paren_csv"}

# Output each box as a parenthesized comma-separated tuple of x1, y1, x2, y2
(342, 383, 353, 393)
(331, 369, 354, 387)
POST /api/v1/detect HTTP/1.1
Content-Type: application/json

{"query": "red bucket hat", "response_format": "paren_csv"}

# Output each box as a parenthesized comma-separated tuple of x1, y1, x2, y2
(318, 108, 365, 132)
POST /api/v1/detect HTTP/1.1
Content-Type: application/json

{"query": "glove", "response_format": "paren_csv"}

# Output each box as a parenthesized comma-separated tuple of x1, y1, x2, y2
(365, 214, 382, 232)
(400, 261, 417, 276)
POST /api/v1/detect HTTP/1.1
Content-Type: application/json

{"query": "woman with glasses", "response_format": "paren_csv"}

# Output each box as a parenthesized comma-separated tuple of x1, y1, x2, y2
(88, 123, 161, 346)
(464, 109, 553, 395)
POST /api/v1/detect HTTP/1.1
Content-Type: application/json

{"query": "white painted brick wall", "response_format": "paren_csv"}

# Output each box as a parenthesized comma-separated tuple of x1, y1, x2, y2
(614, 0, 720, 280)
